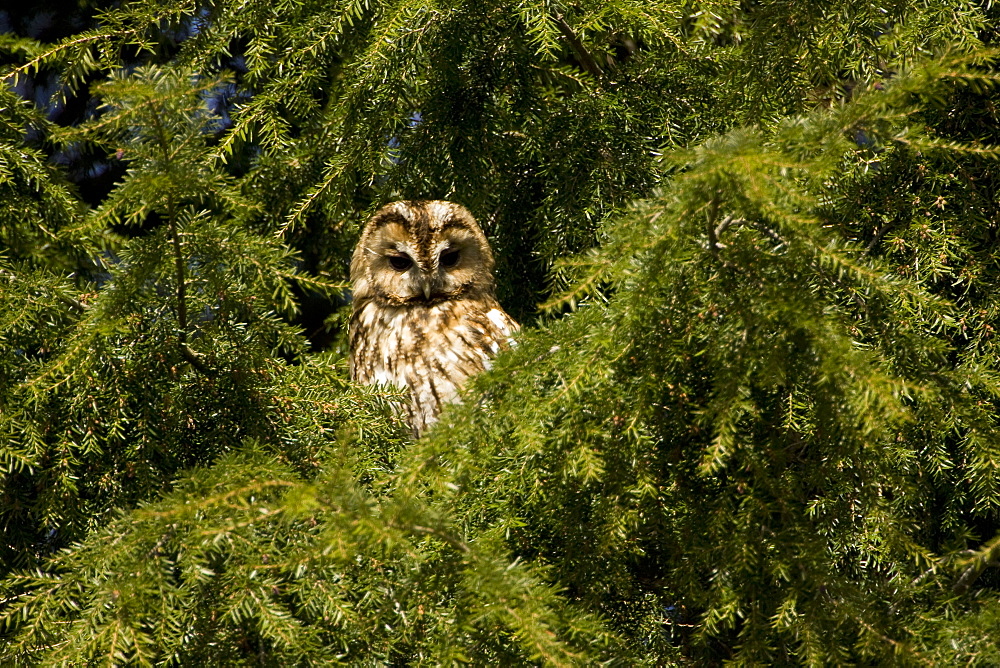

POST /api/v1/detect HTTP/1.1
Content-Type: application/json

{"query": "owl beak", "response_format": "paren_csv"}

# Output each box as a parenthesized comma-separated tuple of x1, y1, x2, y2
(423, 281, 432, 300)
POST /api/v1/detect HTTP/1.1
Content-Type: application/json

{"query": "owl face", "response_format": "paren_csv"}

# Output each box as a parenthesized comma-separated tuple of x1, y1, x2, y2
(351, 200, 496, 305)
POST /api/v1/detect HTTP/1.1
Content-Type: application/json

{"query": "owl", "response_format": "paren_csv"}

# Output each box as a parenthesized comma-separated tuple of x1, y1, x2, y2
(349, 200, 519, 437)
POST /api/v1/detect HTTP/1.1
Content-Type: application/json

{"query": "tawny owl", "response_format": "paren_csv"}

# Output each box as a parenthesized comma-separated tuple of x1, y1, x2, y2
(349, 200, 519, 437)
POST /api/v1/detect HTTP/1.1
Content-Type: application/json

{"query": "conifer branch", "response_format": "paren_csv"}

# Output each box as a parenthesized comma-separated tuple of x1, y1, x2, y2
(706, 196, 723, 261)
(551, 13, 603, 79)
(862, 219, 899, 256)
(405, 523, 471, 554)
(151, 107, 213, 377)
(711, 214, 786, 255)
(746, 220, 784, 247)
(713, 214, 740, 241)
(56, 294, 87, 313)
(953, 534, 1000, 594)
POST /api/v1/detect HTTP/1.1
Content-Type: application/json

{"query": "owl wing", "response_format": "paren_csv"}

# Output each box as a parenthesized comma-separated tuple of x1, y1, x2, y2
(483, 305, 519, 355)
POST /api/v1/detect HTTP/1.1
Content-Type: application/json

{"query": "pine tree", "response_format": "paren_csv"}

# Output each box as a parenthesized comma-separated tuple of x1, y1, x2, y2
(3, 0, 1000, 664)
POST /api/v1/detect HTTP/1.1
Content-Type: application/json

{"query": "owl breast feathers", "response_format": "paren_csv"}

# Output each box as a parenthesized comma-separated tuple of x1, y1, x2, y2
(349, 200, 519, 436)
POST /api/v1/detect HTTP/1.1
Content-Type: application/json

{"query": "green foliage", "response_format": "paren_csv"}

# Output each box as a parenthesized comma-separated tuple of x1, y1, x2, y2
(407, 54, 1000, 663)
(0, 66, 345, 569)
(0, 84, 83, 270)
(4, 0, 1000, 664)
(1, 419, 619, 665)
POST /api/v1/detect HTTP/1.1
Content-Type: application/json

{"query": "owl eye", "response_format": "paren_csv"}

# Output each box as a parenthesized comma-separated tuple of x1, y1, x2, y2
(387, 254, 413, 271)
(440, 249, 460, 267)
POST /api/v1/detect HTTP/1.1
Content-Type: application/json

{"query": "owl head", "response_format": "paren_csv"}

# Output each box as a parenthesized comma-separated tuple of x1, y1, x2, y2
(351, 200, 497, 305)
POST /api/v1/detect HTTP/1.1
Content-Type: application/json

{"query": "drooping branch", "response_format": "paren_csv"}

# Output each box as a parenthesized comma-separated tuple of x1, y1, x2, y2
(551, 13, 604, 79)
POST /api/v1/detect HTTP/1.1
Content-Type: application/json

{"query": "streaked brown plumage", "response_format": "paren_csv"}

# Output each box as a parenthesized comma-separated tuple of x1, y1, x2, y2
(349, 200, 519, 436)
